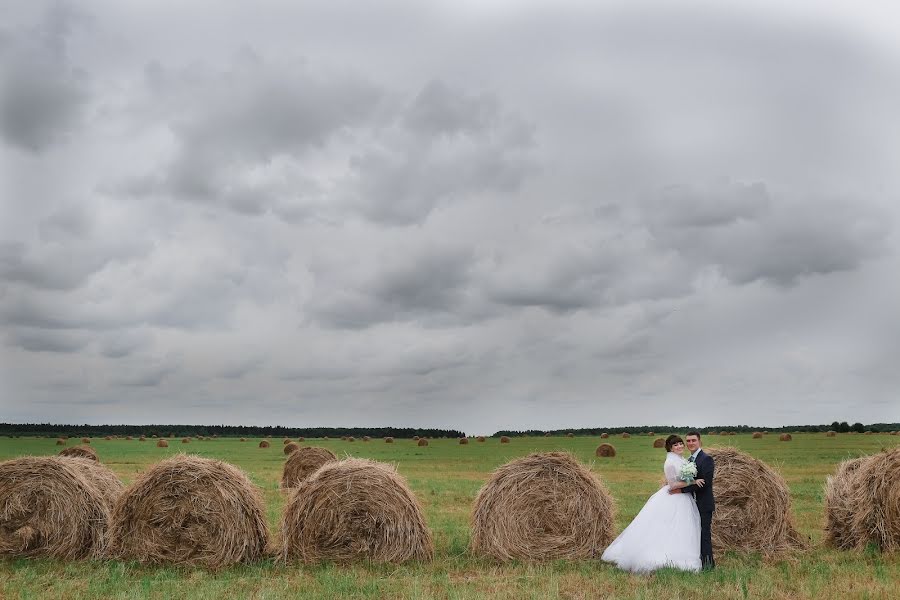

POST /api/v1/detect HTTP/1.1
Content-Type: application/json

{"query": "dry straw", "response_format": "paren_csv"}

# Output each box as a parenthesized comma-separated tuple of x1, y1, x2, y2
(826, 431, 837, 437)
(283, 439, 292, 445)
(181, 438, 190, 444)
(706, 447, 806, 555)
(58, 446, 99, 462)
(385, 437, 394, 443)
(104, 455, 269, 568)
(752, 432, 763, 439)
(417, 438, 429, 447)
(500, 436, 510, 444)
(280, 458, 433, 563)
(259, 440, 270, 448)
(595, 443, 616, 457)
(600, 433, 609, 439)
(81, 438, 91, 444)
(621, 433, 630, 439)
(652, 438, 665, 448)
(0, 456, 122, 559)
(829, 448, 900, 551)
(156, 439, 168, 448)
(566, 433, 574, 438)
(476, 436, 486, 442)
(284, 442, 300, 455)
(459, 438, 469, 445)
(824, 456, 871, 550)
(55, 439, 66, 446)
(281, 446, 338, 489)
(470, 452, 615, 561)
(779, 434, 792, 441)
(362, 436, 370, 442)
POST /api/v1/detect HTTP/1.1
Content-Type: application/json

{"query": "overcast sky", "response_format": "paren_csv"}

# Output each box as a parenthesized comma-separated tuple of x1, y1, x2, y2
(2, 0, 899, 434)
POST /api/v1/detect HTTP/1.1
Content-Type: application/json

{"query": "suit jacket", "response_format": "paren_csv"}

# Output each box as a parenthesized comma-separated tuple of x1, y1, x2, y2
(682, 449, 715, 513)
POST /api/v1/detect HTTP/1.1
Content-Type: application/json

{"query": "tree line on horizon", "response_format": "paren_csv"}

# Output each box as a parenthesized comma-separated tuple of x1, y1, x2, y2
(493, 421, 900, 437)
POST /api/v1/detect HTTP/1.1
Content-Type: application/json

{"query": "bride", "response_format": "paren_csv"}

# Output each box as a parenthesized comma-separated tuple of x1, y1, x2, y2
(601, 434, 703, 573)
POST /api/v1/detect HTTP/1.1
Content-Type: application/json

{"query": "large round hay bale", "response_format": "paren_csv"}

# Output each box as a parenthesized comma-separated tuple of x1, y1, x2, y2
(417, 438, 429, 447)
(81, 438, 90, 444)
(459, 438, 469, 445)
(0, 456, 122, 559)
(280, 458, 433, 563)
(824, 456, 871, 549)
(595, 444, 616, 458)
(385, 437, 394, 443)
(284, 442, 300, 455)
(104, 436, 112, 441)
(239, 437, 246, 442)
(298, 437, 305, 442)
(779, 433, 792, 441)
(752, 432, 763, 439)
(281, 446, 338, 489)
(705, 447, 805, 554)
(864, 431, 873, 435)
(471, 452, 615, 561)
(55, 438, 66, 446)
(600, 433, 609, 439)
(477, 436, 486, 442)
(362, 436, 370, 442)
(181, 438, 190, 444)
(105, 455, 269, 567)
(500, 436, 510, 444)
(843, 448, 900, 551)
(139, 436, 146, 441)
(652, 438, 665, 448)
(58, 446, 99, 462)
(566, 433, 574, 438)
(156, 439, 168, 448)
(259, 440, 270, 448)
(347, 436, 355, 442)
(621, 432, 630, 439)
(647, 432, 654, 436)
(826, 431, 837, 437)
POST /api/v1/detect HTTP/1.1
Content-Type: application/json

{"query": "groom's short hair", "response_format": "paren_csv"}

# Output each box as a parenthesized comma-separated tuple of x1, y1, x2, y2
(686, 430, 701, 440)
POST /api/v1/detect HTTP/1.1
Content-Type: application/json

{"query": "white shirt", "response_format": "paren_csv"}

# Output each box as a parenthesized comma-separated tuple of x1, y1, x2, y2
(690, 448, 701, 461)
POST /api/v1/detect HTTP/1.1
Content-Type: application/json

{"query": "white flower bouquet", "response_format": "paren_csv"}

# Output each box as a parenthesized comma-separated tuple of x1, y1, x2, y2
(679, 461, 697, 483)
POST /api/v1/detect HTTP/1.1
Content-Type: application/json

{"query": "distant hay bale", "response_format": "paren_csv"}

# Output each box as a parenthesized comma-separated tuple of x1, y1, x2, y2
(647, 432, 654, 436)
(284, 442, 300, 455)
(55, 439, 66, 446)
(139, 436, 146, 441)
(126, 436, 132, 440)
(752, 432, 763, 439)
(347, 437, 355, 442)
(826, 431, 837, 437)
(459, 438, 469, 445)
(621, 433, 630, 439)
(298, 437, 305, 442)
(259, 440, 270, 448)
(156, 440, 168, 448)
(181, 438, 190, 444)
(719, 431, 728, 436)
(280, 458, 433, 563)
(477, 436, 486, 442)
(841, 448, 900, 551)
(281, 447, 338, 489)
(864, 431, 873, 435)
(779, 434, 792, 441)
(239, 438, 246, 442)
(151, 434, 157, 438)
(600, 433, 609, 439)
(104, 436, 112, 441)
(413, 436, 420, 441)
(705, 447, 806, 555)
(105, 455, 269, 568)
(824, 456, 871, 550)
(544, 432, 551, 437)
(385, 437, 394, 443)
(595, 443, 616, 457)
(500, 436, 510, 444)
(566, 433, 574, 438)
(471, 452, 615, 561)
(652, 438, 665, 448)
(81, 438, 90, 444)
(58, 446, 99, 462)
(417, 439, 429, 447)
(362, 436, 370, 442)
(0, 456, 122, 559)
(283, 439, 292, 445)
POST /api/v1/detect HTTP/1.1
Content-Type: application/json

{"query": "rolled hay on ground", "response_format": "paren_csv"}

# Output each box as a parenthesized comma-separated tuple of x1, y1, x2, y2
(705, 447, 806, 555)
(719, 431, 729, 436)
(566, 433, 574, 438)
(259, 440, 270, 448)
(417, 438, 429, 447)
(647, 432, 654, 436)
(139, 436, 146, 441)
(283, 439, 292, 445)
(752, 432, 763, 439)
(239, 437, 246, 442)
(281, 446, 338, 489)
(284, 442, 300, 455)
(280, 458, 433, 563)
(413, 436, 420, 441)
(477, 436, 486, 442)
(347, 437, 355, 442)
(156, 439, 168, 448)
(865, 431, 873, 435)
(55, 438, 66, 446)
(58, 445, 99, 462)
(81, 438, 90, 444)
(621, 432, 630, 439)
(471, 452, 615, 561)
(500, 436, 510, 444)
(104, 436, 112, 441)
(126, 436, 133, 440)
(843, 448, 900, 551)
(385, 437, 394, 443)
(826, 431, 837, 437)
(600, 433, 609, 439)
(181, 438, 190, 444)
(652, 438, 665, 448)
(362, 436, 370, 442)
(105, 455, 269, 568)
(779, 433, 793, 441)
(298, 437, 305, 442)
(595, 443, 616, 458)
(823, 456, 871, 550)
(459, 437, 469, 445)
(0, 456, 122, 559)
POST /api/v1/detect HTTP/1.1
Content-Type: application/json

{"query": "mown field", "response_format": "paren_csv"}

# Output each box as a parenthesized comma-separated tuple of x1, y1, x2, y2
(1, 432, 899, 600)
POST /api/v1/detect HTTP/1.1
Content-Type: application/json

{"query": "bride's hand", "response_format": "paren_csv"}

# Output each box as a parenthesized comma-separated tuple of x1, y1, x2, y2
(695, 478, 705, 487)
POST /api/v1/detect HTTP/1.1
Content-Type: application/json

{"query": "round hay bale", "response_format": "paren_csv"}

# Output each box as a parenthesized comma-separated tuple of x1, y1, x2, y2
(181, 438, 190, 444)
(259, 440, 270, 448)
(126, 436, 133, 441)
(500, 436, 510, 444)
(347, 436, 355, 442)
(151, 434, 157, 438)
(566, 433, 574, 438)
(752, 432, 763, 439)
(280, 458, 433, 563)
(843, 448, 900, 551)
(621, 432, 630, 439)
(168, 433, 174, 438)
(156, 439, 168, 448)
(705, 447, 806, 555)
(471, 452, 615, 561)
(477, 436, 486, 442)
(105, 455, 269, 567)
(104, 436, 112, 441)
(779, 433, 792, 441)
(239, 437, 246, 442)
(652, 438, 665, 448)
(362, 436, 370, 442)
(81, 438, 90, 444)
(298, 437, 305, 442)
(283, 439, 292, 445)
(864, 431, 873, 435)
(417, 438, 429, 447)
(55, 438, 66, 446)
(647, 432, 654, 436)
(824, 456, 871, 550)
(719, 431, 729, 436)
(58, 446, 99, 462)
(413, 436, 420, 441)
(826, 431, 837, 437)
(595, 443, 616, 457)
(139, 436, 146, 441)
(544, 432, 551, 437)
(384, 437, 394, 443)
(284, 442, 300, 455)
(281, 447, 338, 489)
(459, 437, 469, 445)
(600, 433, 609, 439)
(0, 456, 122, 559)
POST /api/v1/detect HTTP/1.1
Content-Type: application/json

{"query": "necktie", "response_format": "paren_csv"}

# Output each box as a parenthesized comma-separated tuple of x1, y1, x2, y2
(689, 455, 696, 463)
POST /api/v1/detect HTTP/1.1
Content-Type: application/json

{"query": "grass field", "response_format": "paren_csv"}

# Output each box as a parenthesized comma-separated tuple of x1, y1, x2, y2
(1, 433, 899, 599)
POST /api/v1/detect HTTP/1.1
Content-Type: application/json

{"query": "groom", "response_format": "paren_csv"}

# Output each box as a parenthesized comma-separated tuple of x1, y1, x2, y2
(670, 430, 715, 570)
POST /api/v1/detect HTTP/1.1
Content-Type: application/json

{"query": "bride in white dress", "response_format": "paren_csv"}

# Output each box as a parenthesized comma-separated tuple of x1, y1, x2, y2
(601, 435, 703, 573)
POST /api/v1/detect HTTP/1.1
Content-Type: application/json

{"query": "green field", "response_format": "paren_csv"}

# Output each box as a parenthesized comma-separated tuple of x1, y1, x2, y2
(1, 433, 899, 599)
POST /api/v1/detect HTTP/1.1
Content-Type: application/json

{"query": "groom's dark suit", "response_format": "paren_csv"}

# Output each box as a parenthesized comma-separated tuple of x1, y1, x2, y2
(681, 449, 715, 569)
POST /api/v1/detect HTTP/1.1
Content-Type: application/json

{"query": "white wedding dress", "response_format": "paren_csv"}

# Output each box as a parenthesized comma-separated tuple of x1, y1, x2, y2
(601, 452, 701, 573)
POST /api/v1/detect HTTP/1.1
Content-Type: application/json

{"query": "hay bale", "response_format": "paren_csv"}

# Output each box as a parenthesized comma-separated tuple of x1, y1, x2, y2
(417, 439, 429, 447)
(500, 436, 510, 444)
(0, 456, 122, 559)
(347, 436, 355, 442)
(55, 439, 66, 446)
(544, 432, 551, 437)
(282, 447, 338, 489)
(600, 433, 609, 439)
(283, 439, 292, 445)
(652, 438, 665, 448)
(459, 438, 469, 445)
(259, 440, 270, 448)
(824, 456, 871, 550)
(105, 455, 269, 567)
(477, 436, 486, 442)
(58, 446, 99, 462)
(595, 444, 616, 457)
(385, 437, 394, 443)
(719, 431, 728, 436)
(621, 432, 630, 439)
(280, 458, 433, 563)
(647, 432, 654, 436)
(842, 448, 900, 551)
(705, 447, 806, 555)
(139, 436, 146, 441)
(865, 431, 873, 435)
(779, 433, 792, 441)
(826, 431, 837, 437)
(298, 437, 305, 442)
(156, 439, 168, 448)
(752, 432, 763, 438)
(471, 452, 615, 561)
(239, 437, 246, 442)
(362, 436, 370, 442)
(81, 438, 91, 444)
(284, 442, 300, 455)
(181, 438, 190, 444)
(413, 436, 420, 441)
(566, 433, 574, 438)
(104, 436, 112, 441)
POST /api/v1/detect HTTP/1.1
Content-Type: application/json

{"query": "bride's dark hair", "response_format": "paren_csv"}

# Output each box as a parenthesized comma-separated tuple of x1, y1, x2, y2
(665, 435, 684, 451)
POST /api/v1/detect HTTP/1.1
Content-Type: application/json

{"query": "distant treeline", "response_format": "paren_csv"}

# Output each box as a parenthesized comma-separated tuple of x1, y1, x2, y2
(0, 423, 465, 439)
(494, 421, 900, 437)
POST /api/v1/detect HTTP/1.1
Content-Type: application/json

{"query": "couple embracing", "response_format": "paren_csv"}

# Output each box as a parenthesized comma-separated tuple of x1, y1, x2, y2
(602, 431, 715, 573)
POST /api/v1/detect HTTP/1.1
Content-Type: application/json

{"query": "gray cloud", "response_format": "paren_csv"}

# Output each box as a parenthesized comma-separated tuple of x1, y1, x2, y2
(6, 327, 89, 353)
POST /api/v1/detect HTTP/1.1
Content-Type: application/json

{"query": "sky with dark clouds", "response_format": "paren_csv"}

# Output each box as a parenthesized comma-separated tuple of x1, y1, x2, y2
(2, 0, 899, 434)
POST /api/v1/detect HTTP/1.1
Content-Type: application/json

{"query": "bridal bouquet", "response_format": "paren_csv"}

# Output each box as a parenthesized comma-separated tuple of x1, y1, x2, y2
(679, 461, 697, 483)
